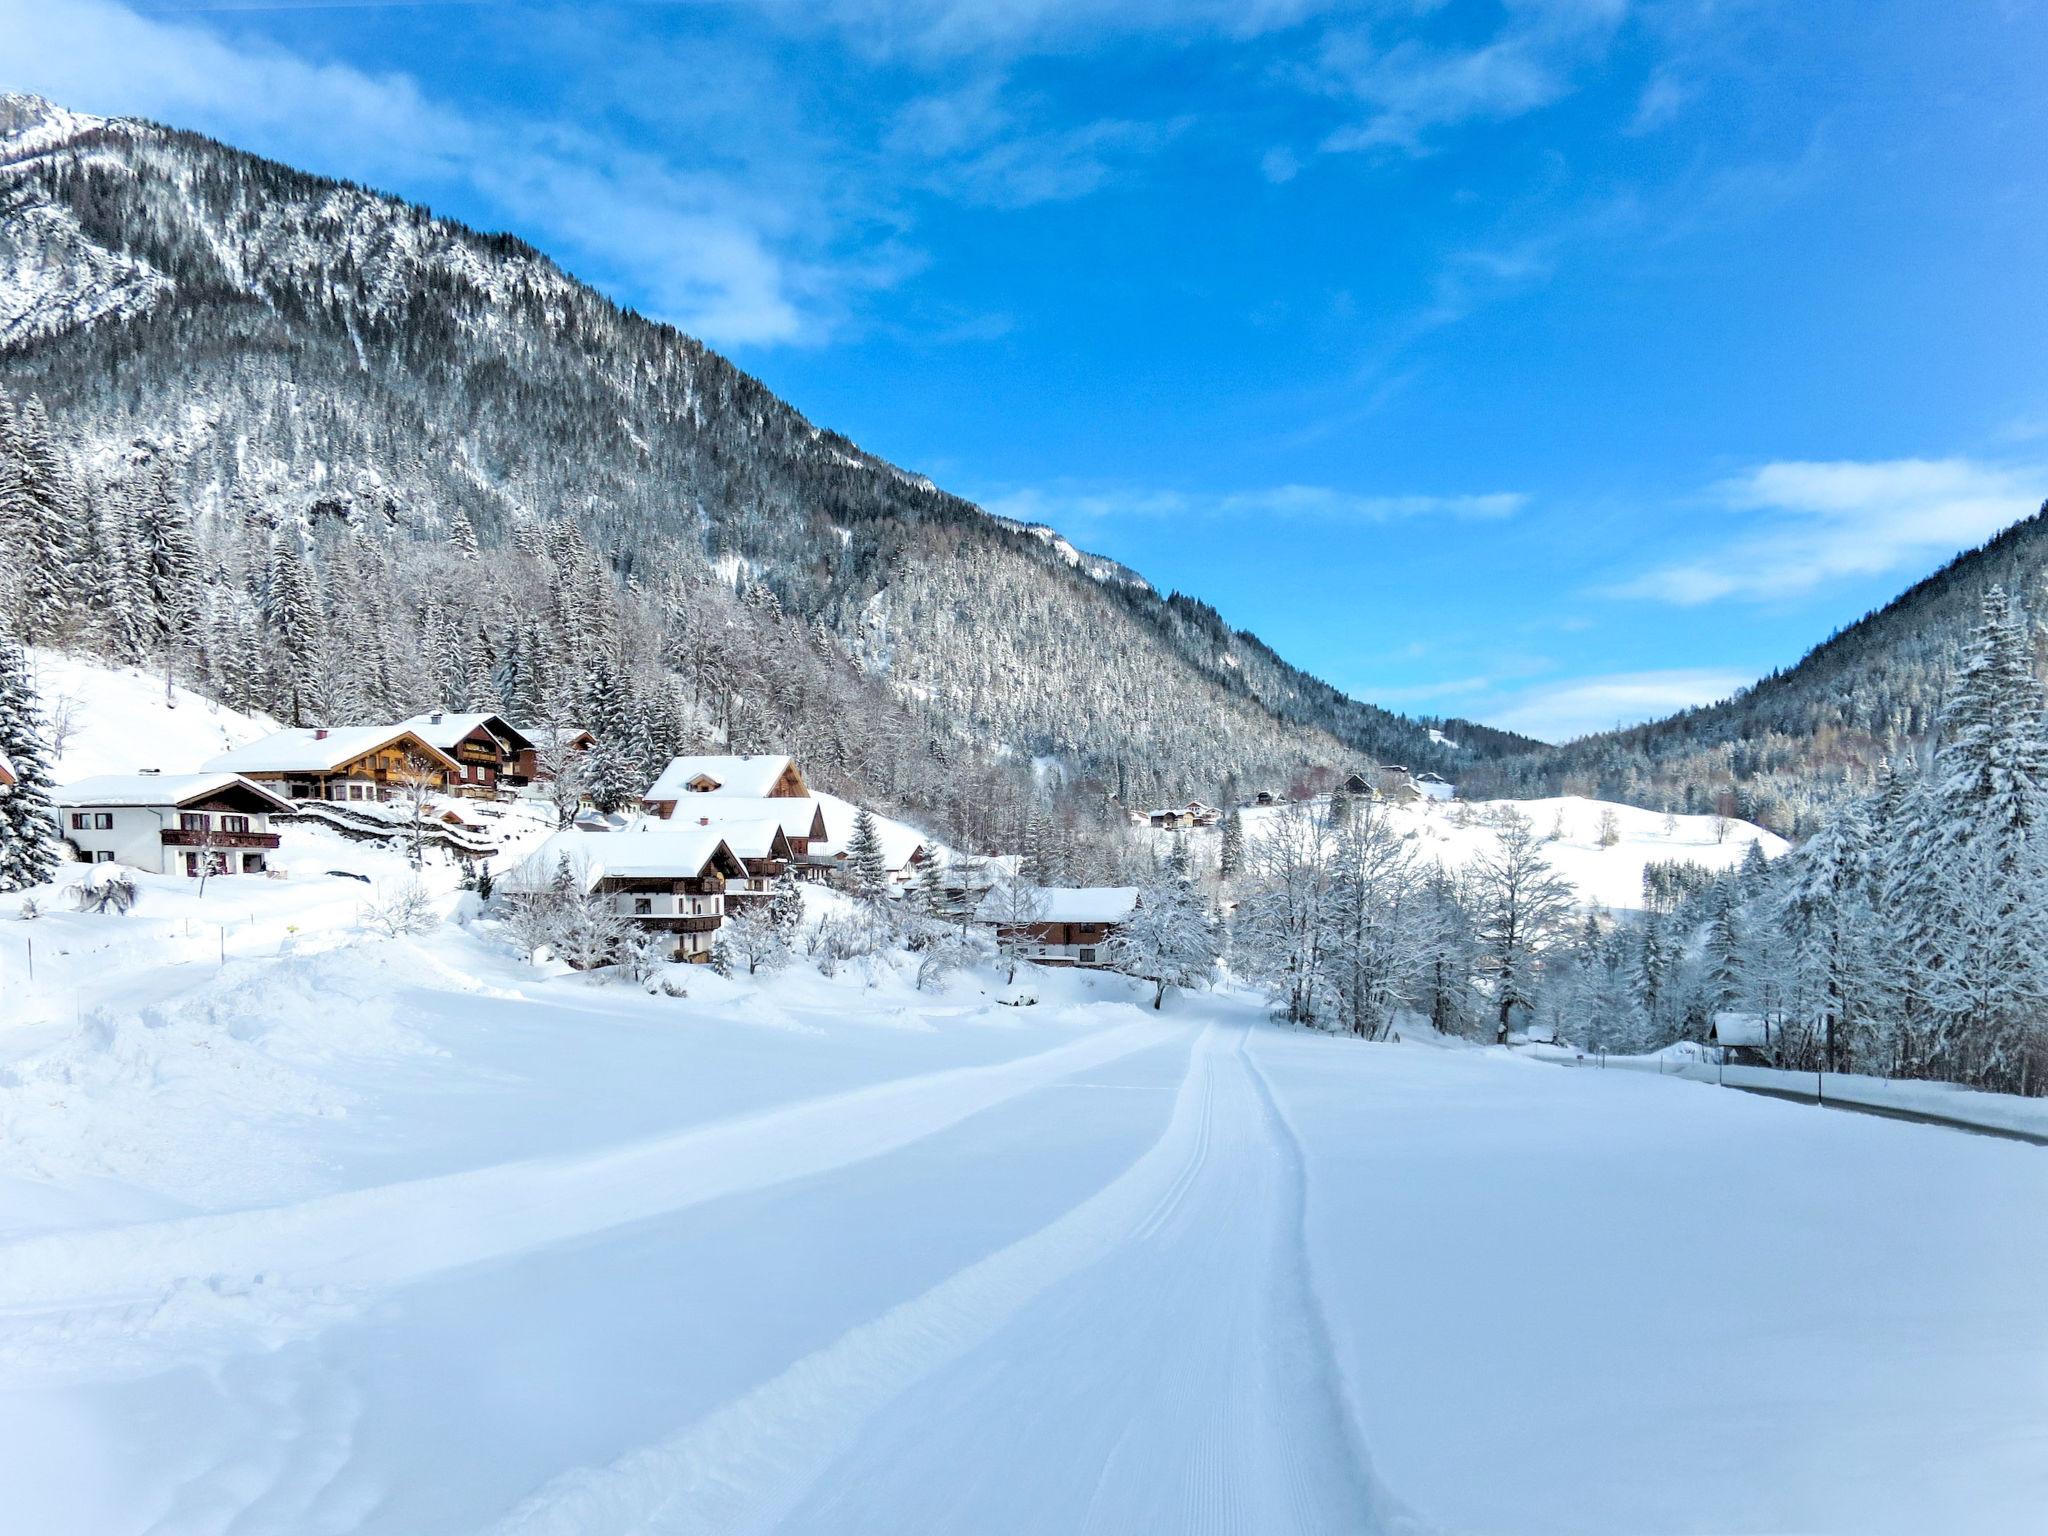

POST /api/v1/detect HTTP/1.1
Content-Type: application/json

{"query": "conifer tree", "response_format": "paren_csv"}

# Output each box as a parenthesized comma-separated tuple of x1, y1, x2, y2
(0, 633, 59, 891)
(847, 807, 889, 905)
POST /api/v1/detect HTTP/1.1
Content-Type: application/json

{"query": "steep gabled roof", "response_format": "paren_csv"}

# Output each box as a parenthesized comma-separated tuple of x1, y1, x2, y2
(644, 754, 801, 801)
(501, 828, 744, 893)
(55, 771, 294, 813)
(656, 795, 827, 842)
(203, 726, 462, 775)
(395, 710, 535, 754)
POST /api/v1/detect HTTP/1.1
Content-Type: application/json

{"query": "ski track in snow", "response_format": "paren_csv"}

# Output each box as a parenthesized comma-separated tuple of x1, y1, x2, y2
(0, 1015, 1177, 1378)
(483, 1017, 1426, 1536)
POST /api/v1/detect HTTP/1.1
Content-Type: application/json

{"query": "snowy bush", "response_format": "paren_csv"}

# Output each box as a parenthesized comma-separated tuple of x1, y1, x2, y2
(70, 868, 138, 916)
(359, 880, 440, 938)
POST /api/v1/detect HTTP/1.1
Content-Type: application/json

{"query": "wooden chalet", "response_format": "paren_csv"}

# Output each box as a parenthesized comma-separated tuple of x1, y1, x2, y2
(511, 726, 596, 782)
(1148, 801, 1222, 830)
(397, 710, 536, 797)
(54, 772, 292, 877)
(203, 726, 461, 803)
(980, 885, 1141, 969)
(659, 795, 829, 858)
(665, 815, 795, 906)
(641, 754, 809, 819)
(505, 828, 748, 963)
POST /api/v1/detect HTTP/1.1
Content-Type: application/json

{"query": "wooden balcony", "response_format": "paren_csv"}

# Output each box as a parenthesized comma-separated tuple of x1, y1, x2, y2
(161, 829, 282, 850)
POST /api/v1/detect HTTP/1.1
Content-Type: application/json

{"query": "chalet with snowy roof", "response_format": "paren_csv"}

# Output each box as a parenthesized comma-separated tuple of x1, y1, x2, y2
(658, 795, 829, 858)
(203, 726, 461, 804)
(1148, 801, 1221, 830)
(503, 828, 748, 962)
(641, 754, 809, 817)
(54, 772, 292, 878)
(1251, 790, 1285, 807)
(667, 816, 794, 906)
(511, 726, 595, 782)
(1414, 771, 1455, 802)
(1709, 1012, 1775, 1065)
(805, 805, 933, 886)
(395, 710, 535, 798)
(980, 885, 1141, 969)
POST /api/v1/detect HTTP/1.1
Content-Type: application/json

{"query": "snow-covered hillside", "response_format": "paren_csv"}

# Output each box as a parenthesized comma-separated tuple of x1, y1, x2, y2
(1180, 794, 1787, 911)
(26, 647, 277, 781)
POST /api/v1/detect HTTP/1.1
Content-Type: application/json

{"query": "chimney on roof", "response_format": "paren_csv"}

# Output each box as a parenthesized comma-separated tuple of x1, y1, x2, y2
(698, 817, 709, 827)
(430, 709, 444, 723)
(313, 728, 330, 740)
(140, 767, 160, 775)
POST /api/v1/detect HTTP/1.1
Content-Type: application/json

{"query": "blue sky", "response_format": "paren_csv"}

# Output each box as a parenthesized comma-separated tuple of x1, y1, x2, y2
(10, 0, 2048, 741)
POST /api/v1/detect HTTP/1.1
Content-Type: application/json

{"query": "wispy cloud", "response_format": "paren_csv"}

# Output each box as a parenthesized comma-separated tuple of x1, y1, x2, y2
(2, 0, 851, 345)
(1312, 0, 1629, 157)
(1612, 457, 2047, 605)
(983, 482, 1527, 526)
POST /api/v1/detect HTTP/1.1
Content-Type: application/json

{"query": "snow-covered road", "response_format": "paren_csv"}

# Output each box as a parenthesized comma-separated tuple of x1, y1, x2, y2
(2, 941, 2043, 1535)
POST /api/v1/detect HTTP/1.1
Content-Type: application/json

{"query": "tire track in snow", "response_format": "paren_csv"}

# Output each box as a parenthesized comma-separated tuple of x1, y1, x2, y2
(1240, 1032, 1437, 1536)
(0, 1014, 1179, 1372)
(477, 1020, 1226, 1536)
(482, 1016, 1434, 1536)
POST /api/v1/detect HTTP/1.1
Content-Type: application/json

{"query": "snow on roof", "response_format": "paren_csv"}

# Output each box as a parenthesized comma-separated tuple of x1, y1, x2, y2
(54, 771, 293, 811)
(644, 754, 797, 801)
(501, 828, 739, 894)
(659, 795, 824, 840)
(203, 726, 460, 775)
(980, 885, 1141, 925)
(394, 710, 532, 753)
(675, 816, 786, 861)
(1710, 1012, 1771, 1048)
(806, 791, 932, 870)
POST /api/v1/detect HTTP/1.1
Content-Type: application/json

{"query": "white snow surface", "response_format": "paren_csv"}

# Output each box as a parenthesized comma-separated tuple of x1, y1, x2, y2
(1, 862, 2042, 1532)
(28, 648, 278, 782)
(1192, 793, 1788, 912)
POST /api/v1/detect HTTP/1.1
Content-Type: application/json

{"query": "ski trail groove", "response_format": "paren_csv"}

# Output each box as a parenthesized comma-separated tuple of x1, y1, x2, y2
(479, 1020, 1223, 1536)
(0, 1014, 1178, 1364)
(1240, 1031, 1436, 1536)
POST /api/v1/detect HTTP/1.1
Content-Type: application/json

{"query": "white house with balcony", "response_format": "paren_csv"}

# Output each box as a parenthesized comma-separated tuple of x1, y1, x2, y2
(53, 771, 293, 878)
(502, 827, 749, 962)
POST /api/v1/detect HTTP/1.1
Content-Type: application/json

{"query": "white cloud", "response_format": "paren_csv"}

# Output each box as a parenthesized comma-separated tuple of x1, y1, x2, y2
(788, 0, 1339, 59)
(1313, 0, 1629, 157)
(1614, 457, 2046, 605)
(0, 0, 835, 345)
(1483, 667, 1749, 744)
(982, 482, 1527, 526)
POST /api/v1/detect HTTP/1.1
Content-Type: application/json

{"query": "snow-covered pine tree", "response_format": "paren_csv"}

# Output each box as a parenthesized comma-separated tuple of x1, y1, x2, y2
(1219, 805, 1245, 879)
(846, 807, 889, 906)
(0, 393, 85, 645)
(0, 632, 59, 891)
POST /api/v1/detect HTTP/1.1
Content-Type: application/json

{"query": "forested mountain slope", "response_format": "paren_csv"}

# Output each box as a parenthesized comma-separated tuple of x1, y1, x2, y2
(0, 93, 1528, 834)
(1465, 509, 2048, 833)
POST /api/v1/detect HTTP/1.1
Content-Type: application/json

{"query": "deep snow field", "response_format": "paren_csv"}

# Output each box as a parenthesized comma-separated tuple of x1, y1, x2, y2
(2, 830, 2043, 1535)
(1175, 794, 1788, 911)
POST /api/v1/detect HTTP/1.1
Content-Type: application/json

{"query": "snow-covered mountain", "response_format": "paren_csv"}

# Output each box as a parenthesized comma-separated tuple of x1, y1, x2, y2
(0, 93, 1533, 821)
(1468, 509, 2048, 833)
